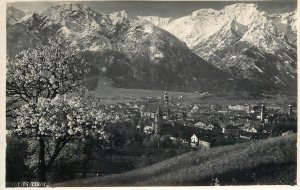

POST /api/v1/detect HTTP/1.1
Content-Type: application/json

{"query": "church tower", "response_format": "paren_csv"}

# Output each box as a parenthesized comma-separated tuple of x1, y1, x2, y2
(261, 104, 265, 123)
(288, 104, 293, 118)
(154, 106, 163, 134)
(164, 91, 169, 108)
(163, 91, 171, 118)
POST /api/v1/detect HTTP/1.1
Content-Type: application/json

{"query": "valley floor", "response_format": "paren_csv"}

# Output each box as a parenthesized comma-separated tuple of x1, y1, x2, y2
(87, 77, 296, 106)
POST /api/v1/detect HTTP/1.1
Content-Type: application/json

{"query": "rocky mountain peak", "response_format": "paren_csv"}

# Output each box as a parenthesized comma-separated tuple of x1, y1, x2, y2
(44, 3, 92, 13)
(38, 3, 108, 25)
(109, 10, 129, 25)
(224, 3, 258, 11)
(136, 15, 172, 28)
(7, 6, 25, 24)
(190, 8, 218, 20)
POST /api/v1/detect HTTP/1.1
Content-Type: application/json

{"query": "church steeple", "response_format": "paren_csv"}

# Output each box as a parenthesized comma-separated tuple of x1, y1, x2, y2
(288, 104, 293, 118)
(156, 106, 163, 119)
(154, 106, 163, 134)
(261, 103, 265, 123)
(163, 91, 171, 119)
(164, 91, 169, 107)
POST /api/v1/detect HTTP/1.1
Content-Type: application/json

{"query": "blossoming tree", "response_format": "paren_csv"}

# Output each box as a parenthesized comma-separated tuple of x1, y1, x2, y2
(7, 41, 89, 104)
(7, 42, 118, 182)
(13, 95, 120, 182)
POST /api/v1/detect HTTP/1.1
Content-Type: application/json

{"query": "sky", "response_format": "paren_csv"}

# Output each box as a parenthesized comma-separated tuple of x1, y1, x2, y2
(8, 0, 297, 18)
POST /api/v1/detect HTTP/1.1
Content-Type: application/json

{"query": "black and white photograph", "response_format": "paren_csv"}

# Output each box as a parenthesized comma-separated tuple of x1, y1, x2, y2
(4, 0, 298, 187)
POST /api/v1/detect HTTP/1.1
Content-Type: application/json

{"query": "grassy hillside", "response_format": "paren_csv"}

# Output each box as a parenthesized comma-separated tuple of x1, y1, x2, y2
(54, 134, 296, 186)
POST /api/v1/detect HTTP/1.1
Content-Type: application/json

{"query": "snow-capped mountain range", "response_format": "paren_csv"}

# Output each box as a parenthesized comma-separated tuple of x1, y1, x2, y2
(138, 3, 297, 93)
(138, 3, 296, 52)
(6, 3, 297, 94)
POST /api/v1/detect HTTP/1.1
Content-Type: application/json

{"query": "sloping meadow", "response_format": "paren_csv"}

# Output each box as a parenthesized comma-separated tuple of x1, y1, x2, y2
(54, 134, 296, 186)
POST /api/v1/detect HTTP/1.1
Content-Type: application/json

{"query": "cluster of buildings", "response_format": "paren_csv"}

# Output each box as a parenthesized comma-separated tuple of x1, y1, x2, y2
(98, 92, 296, 150)
(134, 92, 296, 149)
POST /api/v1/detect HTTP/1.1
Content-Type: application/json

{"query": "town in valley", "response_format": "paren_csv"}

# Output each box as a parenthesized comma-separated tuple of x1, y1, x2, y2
(5, 1, 297, 186)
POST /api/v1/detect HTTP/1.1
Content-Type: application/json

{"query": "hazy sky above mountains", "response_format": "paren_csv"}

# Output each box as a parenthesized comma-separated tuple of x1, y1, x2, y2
(8, 1, 297, 18)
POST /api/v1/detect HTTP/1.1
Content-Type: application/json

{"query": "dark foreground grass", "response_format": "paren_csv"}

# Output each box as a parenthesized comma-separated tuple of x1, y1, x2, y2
(53, 134, 296, 186)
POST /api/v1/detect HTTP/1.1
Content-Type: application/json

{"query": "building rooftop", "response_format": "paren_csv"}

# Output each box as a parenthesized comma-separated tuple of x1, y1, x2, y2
(144, 101, 169, 113)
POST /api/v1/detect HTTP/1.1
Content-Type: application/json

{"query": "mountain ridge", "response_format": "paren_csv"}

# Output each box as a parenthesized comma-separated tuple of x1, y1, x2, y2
(138, 3, 297, 94)
(7, 4, 231, 92)
(6, 3, 297, 94)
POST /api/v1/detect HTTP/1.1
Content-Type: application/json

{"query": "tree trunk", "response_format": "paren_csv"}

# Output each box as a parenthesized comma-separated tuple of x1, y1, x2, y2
(38, 137, 47, 182)
(82, 141, 92, 179)
(81, 159, 89, 178)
